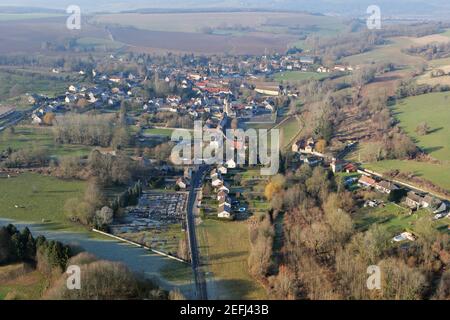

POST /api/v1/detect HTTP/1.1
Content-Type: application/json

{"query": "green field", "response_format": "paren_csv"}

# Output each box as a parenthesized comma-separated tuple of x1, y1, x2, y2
(393, 92, 450, 162)
(365, 160, 450, 193)
(343, 37, 425, 67)
(0, 126, 92, 158)
(277, 116, 304, 149)
(76, 37, 124, 50)
(0, 70, 69, 101)
(274, 71, 328, 83)
(198, 220, 267, 300)
(355, 203, 449, 235)
(143, 128, 174, 137)
(0, 173, 86, 230)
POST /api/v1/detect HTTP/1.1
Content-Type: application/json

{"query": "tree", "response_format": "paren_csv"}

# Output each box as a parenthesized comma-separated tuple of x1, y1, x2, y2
(43, 112, 56, 126)
(315, 139, 327, 154)
(95, 207, 114, 226)
(415, 122, 430, 136)
(264, 174, 286, 200)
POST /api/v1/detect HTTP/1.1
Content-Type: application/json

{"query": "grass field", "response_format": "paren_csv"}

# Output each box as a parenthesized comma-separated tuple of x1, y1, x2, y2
(365, 160, 450, 192)
(393, 92, 450, 162)
(143, 128, 174, 137)
(94, 12, 344, 35)
(343, 37, 425, 67)
(0, 173, 86, 230)
(277, 116, 304, 149)
(274, 71, 328, 83)
(355, 203, 449, 236)
(0, 70, 69, 101)
(0, 126, 92, 158)
(198, 219, 267, 300)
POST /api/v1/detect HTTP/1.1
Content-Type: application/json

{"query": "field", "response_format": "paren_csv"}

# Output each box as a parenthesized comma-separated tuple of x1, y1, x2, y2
(0, 17, 111, 54)
(93, 11, 346, 55)
(198, 219, 267, 300)
(274, 71, 328, 83)
(365, 160, 450, 192)
(393, 92, 450, 162)
(143, 128, 174, 137)
(343, 37, 426, 68)
(0, 264, 48, 300)
(0, 69, 70, 101)
(94, 12, 345, 35)
(355, 204, 449, 236)
(0, 126, 92, 158)
(276, 116, 304, 149)
(0, 173, 86, 230)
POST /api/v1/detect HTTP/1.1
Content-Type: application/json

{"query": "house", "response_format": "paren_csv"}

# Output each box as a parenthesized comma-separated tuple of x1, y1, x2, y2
(358, 175, 377, 188)
(212, 177, 224, 188)
(421, 195, 441, 209)
(218, 184, 230, 194)
(292, 138, 315, 154)
(176, 177, 188, 189)
(218, 204, 232, 219)
(31, 114, 42, 125)
(344, 163, 358, 173)
(299, 56, 315, 64)
(217, 190, 229, 202)
(109, 76, 122, 83)
(375, 181, 399, 195)
(255, 86, 280, 97)
(405, 192, 423, 210)
(219, 196, 232, 207)
(226, 159, 237, 169)
(217, 165, 228, 175)
(303, 156, 322, 166)
(330, 159, 345, 173)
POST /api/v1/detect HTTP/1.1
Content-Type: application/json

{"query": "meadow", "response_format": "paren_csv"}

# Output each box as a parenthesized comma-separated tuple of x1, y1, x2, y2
(198, 219, 267, 300)
(274, 71, 328, 83)
(355, 204, 449, 236)
(0, 173, 86, 230)
(0, 126, 93, 158)
(393, 92, 450, 162)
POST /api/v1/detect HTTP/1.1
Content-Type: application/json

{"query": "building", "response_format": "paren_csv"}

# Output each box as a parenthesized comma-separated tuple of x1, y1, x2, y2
(176, 177, 188, 189)
(358, 175, 377, 188)
(218, 204, 232, 219)
(405, 192, 423, 210)
(375, 181, 399, 195)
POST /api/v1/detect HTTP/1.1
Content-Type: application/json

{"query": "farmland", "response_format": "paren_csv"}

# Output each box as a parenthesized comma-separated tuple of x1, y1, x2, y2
(0, 126, 92, 158)
(198, 219, 267, 300)
(393, 92, 450, 162)
(274, 71, 328, 83)
(0, 173, 86, 230)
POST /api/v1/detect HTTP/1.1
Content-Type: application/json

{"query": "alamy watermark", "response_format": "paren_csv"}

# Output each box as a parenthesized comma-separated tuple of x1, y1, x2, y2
(367, 265, 381, 290)
(170, 121, 280, 176)
(367, 5, 382, 30)
(66, 265, 81, 290)
(66, 5, 81, 30)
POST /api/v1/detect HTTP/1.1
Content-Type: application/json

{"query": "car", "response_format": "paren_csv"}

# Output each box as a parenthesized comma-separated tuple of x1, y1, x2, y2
(238, 207, 246, 212)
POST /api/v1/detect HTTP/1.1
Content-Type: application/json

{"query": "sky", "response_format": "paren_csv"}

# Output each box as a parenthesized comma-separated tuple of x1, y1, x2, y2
(0, 0, 449, 17)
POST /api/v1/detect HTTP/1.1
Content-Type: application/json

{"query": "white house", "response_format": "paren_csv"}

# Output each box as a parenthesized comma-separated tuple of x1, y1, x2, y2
(226, 159, 237, 169)
(218, 204, 232, 219)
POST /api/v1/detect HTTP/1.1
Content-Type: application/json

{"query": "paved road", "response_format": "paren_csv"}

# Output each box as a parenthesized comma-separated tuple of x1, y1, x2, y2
(186, 165, 209, 300)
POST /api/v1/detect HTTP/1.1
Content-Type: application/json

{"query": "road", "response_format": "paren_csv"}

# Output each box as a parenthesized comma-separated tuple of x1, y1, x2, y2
(186, 165, 209, 300)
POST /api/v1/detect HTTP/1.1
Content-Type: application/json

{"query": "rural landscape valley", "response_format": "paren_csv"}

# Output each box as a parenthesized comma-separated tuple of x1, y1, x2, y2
(0, 0, 449, 309)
